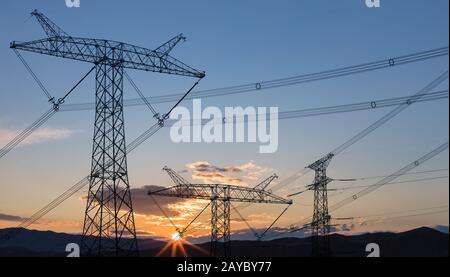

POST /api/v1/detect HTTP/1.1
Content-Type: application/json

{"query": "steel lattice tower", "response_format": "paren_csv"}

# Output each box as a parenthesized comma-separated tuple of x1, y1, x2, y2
(149, 167, 291, 257)
(210, 186, 231, 257)
(11, 10, 204, 256)
(81, 60, 138, 256)
(307, 153, 334, 257)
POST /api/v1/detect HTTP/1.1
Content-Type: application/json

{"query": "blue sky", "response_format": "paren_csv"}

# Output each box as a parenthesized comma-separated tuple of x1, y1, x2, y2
(0, 0, 448, 237)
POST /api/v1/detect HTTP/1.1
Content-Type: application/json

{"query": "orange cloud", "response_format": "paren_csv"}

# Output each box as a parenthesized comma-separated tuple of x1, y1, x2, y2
(185, 160, 272, 185)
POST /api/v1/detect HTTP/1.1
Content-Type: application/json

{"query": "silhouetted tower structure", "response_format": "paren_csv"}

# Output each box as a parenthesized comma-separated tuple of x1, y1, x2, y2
(11, 10, 204, 256)
(306, 153, 334, 257)
(149, 167, 291, 257)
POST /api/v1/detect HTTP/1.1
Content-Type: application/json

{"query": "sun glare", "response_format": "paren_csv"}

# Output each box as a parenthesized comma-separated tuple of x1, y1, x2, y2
(156, 231, 209, 257)
(171, 232, 182, 241)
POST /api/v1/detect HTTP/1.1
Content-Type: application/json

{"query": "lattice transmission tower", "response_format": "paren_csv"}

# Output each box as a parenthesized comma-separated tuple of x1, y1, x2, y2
(149, 167, 292, 257)
(11, 10, 204, 256)
(306, 153, 334, 257)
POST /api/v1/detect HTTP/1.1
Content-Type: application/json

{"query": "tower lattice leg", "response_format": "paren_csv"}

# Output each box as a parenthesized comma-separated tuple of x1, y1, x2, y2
(210, 186, 231, 257)
(311, 181, 330, 257)
(309, 154, 333, 257)
(81, 61, 138, 256)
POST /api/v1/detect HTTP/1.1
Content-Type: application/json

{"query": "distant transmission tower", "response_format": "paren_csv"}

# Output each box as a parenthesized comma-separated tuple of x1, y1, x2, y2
(306, 153, 334, 257)
(149, 167, 292, 257)
(11, 10, 204, 256)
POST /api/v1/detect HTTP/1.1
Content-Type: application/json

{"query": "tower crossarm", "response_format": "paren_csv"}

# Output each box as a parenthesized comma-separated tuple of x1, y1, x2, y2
(307, 153, 334, 171)
(154, 33, 186, 58)
(31, 9, 69, 38)
(162, 166, 192, 187)
(253, 174, 278, 190)
(148, 184, 292, 204)
(10, 37, 205, 78)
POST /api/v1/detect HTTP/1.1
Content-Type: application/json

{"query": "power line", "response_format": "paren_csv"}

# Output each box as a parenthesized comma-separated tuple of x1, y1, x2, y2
(124, 70, 159, 117)
(160, 90, 448, 127)
(59, 46, 449, 112)
(269, 71, 449, 195)
(0, 66, 96, 161)
(349, 205, 449, 220)
(3, 46, 448, 246)
(231, 203, 258, 238)
(149, 194, 179, 231)
(0, 72, 201, 243)
(335, 168, 449, 182)
(329, 176, 448, 191)
(357, 210, 449, 224)
(328, 142, 449, 213)
(13, 49, 53, 102)
(264, 141, 449, 239)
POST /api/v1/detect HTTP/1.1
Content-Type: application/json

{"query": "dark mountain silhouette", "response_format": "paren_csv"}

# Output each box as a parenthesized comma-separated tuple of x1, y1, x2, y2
(0, 226, 447, 257)
(433, 225, 449, 234)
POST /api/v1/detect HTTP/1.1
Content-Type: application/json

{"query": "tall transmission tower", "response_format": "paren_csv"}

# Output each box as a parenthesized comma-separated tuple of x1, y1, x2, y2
(148, 167, 292, 257)
(11, 10, 205, 256)
(306, 153, 334, 257)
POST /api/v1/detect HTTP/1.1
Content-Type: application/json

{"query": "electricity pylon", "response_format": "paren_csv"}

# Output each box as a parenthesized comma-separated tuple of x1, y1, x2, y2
(306, 153, 334, 257)
(11, 10, 205, 256)
(148, 167, 292, 257)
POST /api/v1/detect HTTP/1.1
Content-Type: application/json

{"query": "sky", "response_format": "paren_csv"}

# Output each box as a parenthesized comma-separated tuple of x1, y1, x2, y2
(0, 0, 448, 241)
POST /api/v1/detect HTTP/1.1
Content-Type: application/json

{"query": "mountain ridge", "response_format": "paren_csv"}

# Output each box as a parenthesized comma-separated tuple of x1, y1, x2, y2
(0, 226, 448, 257)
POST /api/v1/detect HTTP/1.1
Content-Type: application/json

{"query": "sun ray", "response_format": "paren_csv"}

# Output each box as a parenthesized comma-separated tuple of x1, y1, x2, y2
(183, 239, 210, 255)
(156, 240, 174, 257)
(177, 241, 188, 257)
(171, 242, 177, 257)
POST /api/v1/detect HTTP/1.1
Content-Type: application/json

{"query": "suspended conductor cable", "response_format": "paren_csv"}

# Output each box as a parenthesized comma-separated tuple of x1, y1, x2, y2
(1, 76, 203, 242)
(182, 202, 211, 235)
(231, 203, 258, 238)
(280, 141, 450, 236)
(124, 70, 159, 117)
(13, 49, 54, 103)
(328, 142, 449, 212)
(257, 204, 291, 240)
(149, 194, 179, 231)
(0, 66, 96, 161)
(60, 46, 449, 112)
(272, 70, 449, 195)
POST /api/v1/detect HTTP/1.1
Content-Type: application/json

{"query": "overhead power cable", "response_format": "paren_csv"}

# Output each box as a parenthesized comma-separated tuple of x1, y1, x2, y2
(0, 66, 95, 161)
(334, 168, 449, 182)
(182, 202, 211, 235)
(13, 49, 54, 103)
(231, 203, 258, 238)
(0, 78, 202, 243)
(236, 71, 449, 214)
(328, 176, 448, 191)
(350, 209, 449, 226)
(279, 141, 450, 236)
(349, 205, 449, 220)
(160, 89, 448, 127)
(149, 194, 179, 231)
(59, 46, 449, 112)
(124, 70, 159, 117)
(328, 142, 449, 212)
(0, 108, 56, 160)
(268, 70, 449, 195)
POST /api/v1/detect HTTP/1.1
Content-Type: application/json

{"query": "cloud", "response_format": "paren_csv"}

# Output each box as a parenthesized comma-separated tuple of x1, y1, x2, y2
(231, 213, 275, 225)
(185, 160, 272, 185)
(133, 186, 209, 218)
(132, 185, 187, 217)
(186, 161, 243, 173)
(0, 213, 26, 222)
(78, 185, 185, 217)
(0, 127, 75, 147)
(330, 224, 357, 233)
(193, 172, 243, 184)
